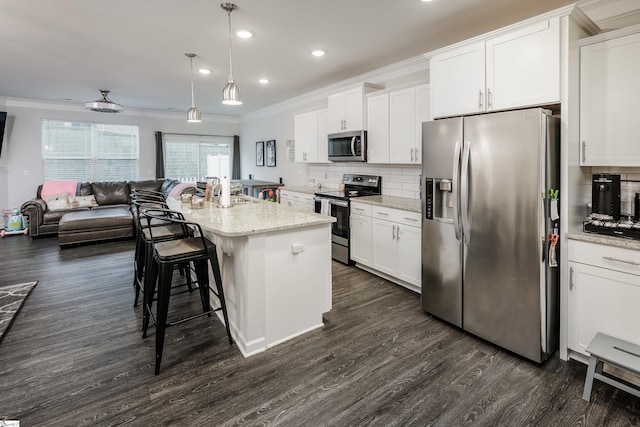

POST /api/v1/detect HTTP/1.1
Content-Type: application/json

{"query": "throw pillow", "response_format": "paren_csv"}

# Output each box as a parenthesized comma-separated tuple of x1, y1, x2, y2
(43, 192, 70, 211)
(69, 195, 97, 208)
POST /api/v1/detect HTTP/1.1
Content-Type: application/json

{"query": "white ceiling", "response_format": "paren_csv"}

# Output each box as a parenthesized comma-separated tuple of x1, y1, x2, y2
(0, 0, 579, 118)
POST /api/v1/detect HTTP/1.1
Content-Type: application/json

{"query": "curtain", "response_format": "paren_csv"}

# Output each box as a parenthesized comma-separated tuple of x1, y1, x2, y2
(155, 131, 164, 179)
(232, 134, 241, 180)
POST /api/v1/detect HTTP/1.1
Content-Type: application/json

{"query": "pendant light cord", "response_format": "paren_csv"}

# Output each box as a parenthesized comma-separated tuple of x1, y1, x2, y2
(189, 55, 196, 107)
(227, 8, 234, 82)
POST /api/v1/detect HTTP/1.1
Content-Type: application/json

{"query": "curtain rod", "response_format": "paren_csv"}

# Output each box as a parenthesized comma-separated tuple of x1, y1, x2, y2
(162, 132, 235, 138)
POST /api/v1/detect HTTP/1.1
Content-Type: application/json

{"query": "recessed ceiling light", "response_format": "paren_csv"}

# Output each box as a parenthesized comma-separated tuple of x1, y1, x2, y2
(259, 78, 269, 84)
(236, 29, 253, 38)
(198, 68, 211, 75)
(421, 0, 433, 2)
(311, 49, 325, 57)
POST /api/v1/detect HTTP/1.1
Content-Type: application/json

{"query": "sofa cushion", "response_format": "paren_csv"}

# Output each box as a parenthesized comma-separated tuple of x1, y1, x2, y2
(43, 207, 90, 225)
(43, 192, 71, 211)
(77, 182, 93, 197)
(129, 179, 164, 194)
(69, 195, 98, 208)
(91, 181, 130, 205)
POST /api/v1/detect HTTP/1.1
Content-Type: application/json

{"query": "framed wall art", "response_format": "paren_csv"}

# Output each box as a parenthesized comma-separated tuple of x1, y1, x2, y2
(256, 141, 264, 166)
(266, 139, 276, 167)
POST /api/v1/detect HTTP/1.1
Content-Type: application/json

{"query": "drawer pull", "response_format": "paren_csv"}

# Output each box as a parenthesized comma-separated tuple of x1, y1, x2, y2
(602, 256, 640, 266)
(377, 212, 389, 216)
(403, 217, 418, 222)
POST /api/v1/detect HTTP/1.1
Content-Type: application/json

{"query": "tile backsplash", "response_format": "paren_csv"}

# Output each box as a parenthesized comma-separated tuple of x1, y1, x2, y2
(308, 164, 422, 199)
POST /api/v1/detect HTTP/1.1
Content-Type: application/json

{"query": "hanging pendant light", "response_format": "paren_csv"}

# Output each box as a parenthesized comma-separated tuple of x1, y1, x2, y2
(185, 53, 202, 122)
(221, 3, 242, 105)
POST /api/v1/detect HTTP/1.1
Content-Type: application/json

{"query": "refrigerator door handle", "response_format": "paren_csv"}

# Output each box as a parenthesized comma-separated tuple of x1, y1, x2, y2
(452, 140, 462, 241)
(461, 140, 471, 243)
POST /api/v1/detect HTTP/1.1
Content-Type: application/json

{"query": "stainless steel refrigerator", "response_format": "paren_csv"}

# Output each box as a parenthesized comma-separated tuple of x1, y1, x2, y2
(421, 107, 560, 363)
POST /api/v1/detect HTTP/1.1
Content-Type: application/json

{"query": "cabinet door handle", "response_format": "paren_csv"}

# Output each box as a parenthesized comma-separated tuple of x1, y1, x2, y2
(569, 267, 574, 290)
(602, 256, 640, 266)
(487, 89, 493, 108)
(392, 224, 396, 239)
(581, 141, 586, 163)
(396, 225, 400, 240)
(415, 148, 419, 162)
(410, 148, 414, 162)
(479, 90, 484, 109)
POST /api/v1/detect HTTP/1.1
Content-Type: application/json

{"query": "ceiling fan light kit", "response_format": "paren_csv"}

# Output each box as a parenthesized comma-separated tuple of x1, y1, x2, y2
(85, 90, 124, 113)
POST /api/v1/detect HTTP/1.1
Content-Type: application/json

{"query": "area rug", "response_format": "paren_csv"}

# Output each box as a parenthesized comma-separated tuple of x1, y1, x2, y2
(0, 281, 37, 345)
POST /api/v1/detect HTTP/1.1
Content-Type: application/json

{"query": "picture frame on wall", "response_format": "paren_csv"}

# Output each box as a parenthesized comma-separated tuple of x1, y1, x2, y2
(256, 141, 264, 166)
(266, 140, 276, 167)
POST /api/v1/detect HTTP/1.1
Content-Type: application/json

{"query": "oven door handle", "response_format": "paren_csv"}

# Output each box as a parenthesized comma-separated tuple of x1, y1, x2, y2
(330, 199, 349, 208)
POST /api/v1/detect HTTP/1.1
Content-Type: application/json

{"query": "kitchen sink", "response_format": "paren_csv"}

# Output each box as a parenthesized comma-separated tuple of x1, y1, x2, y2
(230, 197, 259, 205)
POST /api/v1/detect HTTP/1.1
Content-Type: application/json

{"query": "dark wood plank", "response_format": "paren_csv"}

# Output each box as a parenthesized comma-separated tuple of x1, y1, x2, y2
(0, 235, 638, 426)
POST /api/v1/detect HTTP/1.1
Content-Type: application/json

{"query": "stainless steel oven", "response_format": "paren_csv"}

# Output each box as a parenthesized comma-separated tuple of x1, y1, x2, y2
(314, 196, 350, 263)
(314, 174, 382, 264)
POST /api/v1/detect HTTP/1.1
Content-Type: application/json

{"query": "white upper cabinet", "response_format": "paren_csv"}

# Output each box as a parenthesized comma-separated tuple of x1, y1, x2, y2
(431, 18, 560, 118)
(431, 41, 486, 118)
(328, 84, 383, 134)
(367, 92, 390, 163)
(579, 30, 640, 166)
(294, 108, 329, 163)
(366, 84, 430, 164)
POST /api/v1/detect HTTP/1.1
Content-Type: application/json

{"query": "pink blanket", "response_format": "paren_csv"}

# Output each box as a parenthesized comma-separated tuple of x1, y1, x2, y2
(168, 182, 196, 198)
(41, 180, 78, 198)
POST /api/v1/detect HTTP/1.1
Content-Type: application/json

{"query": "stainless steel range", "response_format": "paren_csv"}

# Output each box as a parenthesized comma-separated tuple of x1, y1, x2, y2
(314, 174, 382, 264)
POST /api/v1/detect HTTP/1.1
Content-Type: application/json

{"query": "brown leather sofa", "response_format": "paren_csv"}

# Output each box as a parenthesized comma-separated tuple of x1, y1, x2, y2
(21, 179, 194, 246)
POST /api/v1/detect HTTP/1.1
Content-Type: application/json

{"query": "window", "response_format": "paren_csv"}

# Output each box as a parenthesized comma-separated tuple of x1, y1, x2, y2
(42, 120, 139, 181)
(163, 134, 232, 181)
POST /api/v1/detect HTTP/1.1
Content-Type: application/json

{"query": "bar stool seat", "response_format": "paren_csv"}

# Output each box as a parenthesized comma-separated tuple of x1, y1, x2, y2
(142, 209, 233, 375)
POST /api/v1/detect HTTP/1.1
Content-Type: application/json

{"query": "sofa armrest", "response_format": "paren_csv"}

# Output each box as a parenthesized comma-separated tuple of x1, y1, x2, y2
(21, 198, 46, 236)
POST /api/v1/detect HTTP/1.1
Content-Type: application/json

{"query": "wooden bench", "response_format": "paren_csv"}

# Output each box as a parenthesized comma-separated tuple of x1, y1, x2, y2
(583, 332, 640, 401)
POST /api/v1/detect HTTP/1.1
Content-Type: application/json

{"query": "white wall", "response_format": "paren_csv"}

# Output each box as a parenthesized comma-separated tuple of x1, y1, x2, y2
(0, 97, 239, 209)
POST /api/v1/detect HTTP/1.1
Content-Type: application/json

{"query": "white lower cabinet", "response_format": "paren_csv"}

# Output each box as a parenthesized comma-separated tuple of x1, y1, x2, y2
(350, 210, 372, 266)
(280, 190, 315, 212)
(351, 202, 421, 291)
(567, 240, 640, 358)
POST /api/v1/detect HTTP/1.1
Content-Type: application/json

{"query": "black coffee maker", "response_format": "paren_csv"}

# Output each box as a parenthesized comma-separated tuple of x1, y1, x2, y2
(592, 174, 621, 220)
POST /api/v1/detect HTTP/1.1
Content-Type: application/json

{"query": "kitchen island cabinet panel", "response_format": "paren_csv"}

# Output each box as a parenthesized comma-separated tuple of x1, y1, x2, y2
(168, 197, 334, 357)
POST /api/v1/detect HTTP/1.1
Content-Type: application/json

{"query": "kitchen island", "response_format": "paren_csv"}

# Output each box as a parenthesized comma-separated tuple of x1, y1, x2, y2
(168, 196, 335, 357)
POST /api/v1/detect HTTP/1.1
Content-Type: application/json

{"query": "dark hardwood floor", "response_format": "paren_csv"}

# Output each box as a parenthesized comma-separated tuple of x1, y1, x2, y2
(0, 235, 638, 426)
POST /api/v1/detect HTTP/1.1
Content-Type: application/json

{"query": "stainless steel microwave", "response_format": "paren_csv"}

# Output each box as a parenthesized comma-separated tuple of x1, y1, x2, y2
(328, 130, 367, 162)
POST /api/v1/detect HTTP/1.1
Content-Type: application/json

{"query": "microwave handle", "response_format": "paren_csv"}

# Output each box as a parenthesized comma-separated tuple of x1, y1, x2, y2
(351, 136, 356, 157)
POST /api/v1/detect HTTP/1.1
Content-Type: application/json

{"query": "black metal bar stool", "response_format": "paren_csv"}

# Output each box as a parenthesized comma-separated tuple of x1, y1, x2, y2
(130, 197, 177, 307)
(142, 208, 233, 375)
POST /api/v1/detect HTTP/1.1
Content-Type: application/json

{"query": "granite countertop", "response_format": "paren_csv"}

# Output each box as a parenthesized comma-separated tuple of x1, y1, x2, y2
(168, 196, 334, 237)
(353, 195, 421, 213)
(567, 230, 640, 251)
(280, 186, 317, 195)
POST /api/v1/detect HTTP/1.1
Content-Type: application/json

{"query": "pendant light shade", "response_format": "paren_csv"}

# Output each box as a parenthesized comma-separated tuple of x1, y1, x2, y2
(185, 53, 201, 122)
(221, 3, 242, 105)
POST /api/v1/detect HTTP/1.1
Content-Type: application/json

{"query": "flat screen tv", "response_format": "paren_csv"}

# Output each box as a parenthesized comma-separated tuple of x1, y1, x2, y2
(0, 112, 6, 157)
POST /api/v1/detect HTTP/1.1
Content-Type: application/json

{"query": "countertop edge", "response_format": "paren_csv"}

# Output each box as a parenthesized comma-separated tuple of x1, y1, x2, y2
(352, 195, 421, 213)
(567, 230, 640, 251)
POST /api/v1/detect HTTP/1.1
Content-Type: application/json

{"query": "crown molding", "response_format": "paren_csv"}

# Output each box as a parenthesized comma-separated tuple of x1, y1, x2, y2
(241, 54, 429, 121)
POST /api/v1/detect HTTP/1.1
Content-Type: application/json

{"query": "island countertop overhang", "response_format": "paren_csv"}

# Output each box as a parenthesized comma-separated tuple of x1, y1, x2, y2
(167, 197, 335, 237)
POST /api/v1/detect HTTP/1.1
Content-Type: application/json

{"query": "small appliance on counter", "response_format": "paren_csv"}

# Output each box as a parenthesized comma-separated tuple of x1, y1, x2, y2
(583, 174, 640, 240)
(591, 173, 621, 220)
